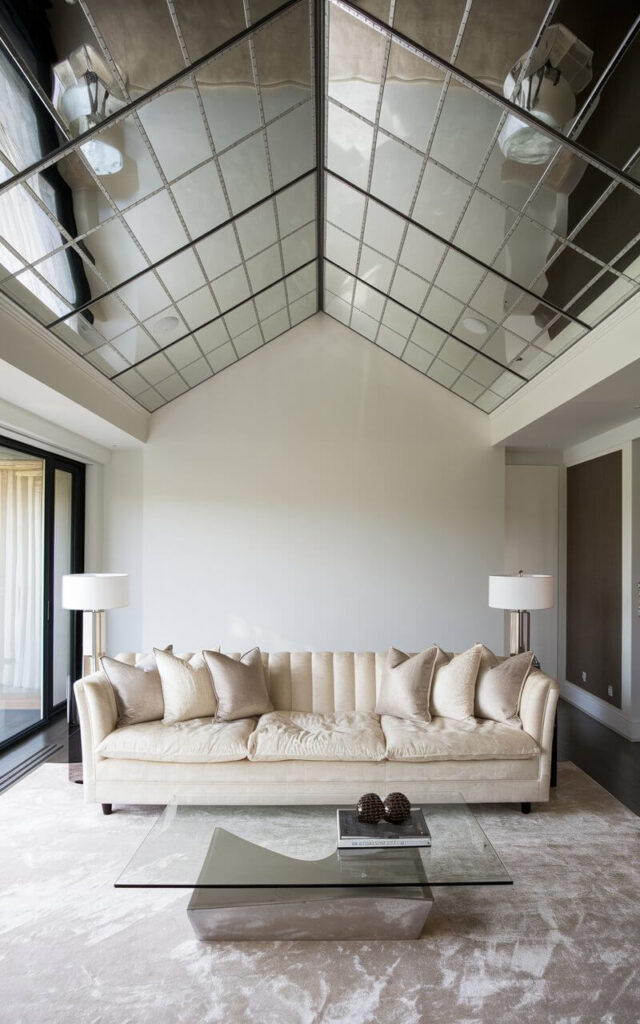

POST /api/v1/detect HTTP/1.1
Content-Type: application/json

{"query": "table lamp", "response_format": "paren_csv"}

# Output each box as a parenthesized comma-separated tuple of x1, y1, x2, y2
(488, 571, 553, 656)
(62, 573, 129, 673)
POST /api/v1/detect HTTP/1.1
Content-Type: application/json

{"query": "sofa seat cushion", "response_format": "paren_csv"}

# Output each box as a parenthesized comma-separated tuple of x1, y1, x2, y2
(381, 715, 540, 762)
(96, 717, 256, 763)
(248, 711, 386, 762)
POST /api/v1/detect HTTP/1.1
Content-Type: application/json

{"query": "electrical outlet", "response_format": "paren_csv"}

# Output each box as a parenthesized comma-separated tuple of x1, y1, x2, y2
(607, 685, 613, 697)
(581, 671, 587, 683)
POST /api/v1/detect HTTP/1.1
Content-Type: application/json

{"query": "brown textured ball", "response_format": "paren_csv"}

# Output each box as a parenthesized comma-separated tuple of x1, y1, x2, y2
(356, 792, 384, 824)
(383, 791, 411, 823)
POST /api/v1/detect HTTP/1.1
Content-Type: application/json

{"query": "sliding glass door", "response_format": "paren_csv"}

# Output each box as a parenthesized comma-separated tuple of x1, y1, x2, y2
(0, 446, 45, 743)
(0, 437, 84, 748)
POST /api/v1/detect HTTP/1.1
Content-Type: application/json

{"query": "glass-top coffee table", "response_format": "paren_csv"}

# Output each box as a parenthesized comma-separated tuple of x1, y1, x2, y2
(116, 800, 511, 940)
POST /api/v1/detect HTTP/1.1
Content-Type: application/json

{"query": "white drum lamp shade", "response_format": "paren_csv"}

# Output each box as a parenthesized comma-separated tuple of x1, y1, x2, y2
(62, 573, 129, 675)
(489, 574, 553, 656)
(488, 574, 553, 611)
(62, 573, 129, 611)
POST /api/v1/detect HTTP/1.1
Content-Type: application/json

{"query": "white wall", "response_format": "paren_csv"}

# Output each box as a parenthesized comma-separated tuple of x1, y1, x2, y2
(102, 450, 144, 654)
(104, 314, 505, 654)
(504, 462, 560, 679)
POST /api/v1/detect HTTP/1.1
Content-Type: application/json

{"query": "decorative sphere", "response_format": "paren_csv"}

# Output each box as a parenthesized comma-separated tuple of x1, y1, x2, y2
(383, 792, 411, 823)
(356, 792, 384, 824)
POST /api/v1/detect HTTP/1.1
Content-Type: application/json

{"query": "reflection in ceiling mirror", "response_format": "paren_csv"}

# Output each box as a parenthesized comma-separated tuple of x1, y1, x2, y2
(252, 1, 312, 121)
(197, 41, 260, 153)
(52, 45, 126, 176)
(1, 0, 639, 414)
(378, 43, 446, 152)
(329, 1, 387, 122)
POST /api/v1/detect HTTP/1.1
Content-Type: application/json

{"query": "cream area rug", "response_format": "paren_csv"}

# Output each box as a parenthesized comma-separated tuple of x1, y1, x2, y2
(0, 762, 638, 1024)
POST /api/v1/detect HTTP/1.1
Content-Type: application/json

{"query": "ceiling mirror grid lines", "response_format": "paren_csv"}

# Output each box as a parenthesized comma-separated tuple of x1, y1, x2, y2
(0, 0, 639, 411)
(0, 0, 318, 409)
(323, 0, 640, 410)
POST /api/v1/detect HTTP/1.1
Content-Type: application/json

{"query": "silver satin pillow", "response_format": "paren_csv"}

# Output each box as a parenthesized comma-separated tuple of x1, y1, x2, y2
(101, 655, 165, 727)
(375, 647, 439, 721)
(203, 647, 273, 722)
(475, 648, 534, 727)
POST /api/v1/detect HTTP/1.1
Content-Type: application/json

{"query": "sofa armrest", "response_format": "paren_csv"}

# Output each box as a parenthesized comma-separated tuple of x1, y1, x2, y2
(520, 669, 559, 748)
(74, 674, 118, 801)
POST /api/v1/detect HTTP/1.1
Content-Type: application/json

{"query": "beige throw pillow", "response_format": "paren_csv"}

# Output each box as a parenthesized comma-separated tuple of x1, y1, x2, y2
(101, 656, 165, 727)
(135, 645, 173, 670)
(203, 648, 273, 722)
(430, 644, 483, 721)
(155, 648, 217, 724)
(375, 647, 439, 721)
(475, 647, 534, 727)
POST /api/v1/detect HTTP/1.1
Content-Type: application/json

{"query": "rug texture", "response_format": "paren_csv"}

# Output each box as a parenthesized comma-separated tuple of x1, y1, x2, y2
(0, 762, 638, 1024)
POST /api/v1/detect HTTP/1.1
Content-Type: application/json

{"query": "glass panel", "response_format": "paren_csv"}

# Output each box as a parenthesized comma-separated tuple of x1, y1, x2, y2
(82, 0, 185, 92)
(266, 102, 315, 190)
(171, 0, 246, 63)
(0, 182, 66, 265)
(253, 1, 312, 122)
(172, 161, 229, 238)
(328, 1, 387, 122)
(326, 173, 366, 239)
(392, 0, 468, 60)
(362, 198, 405, 260)
(197, 41, 260, 153)
(370, 134, 423, 214)
(52, 470, 73, 707)
(218, 131, 271, 213)
(429, 84, 503, 182)
(0, 48, 63, 173)
(389, 265, 428, 313)
(379, 42, 446, 151)
(123, 191, 189, 262)
(0, 446, 44, 743)
(95, 112, 164, 212)
(571, 185, 640, 268)
(276, 172, 316, 235)
(327, 101, 374, 190)
(413, 161, 472, 239)
(136, 85, 212, 181)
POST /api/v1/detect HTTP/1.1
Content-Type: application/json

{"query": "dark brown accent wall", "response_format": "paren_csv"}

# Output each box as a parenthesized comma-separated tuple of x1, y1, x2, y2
(566, 451, 622, 706)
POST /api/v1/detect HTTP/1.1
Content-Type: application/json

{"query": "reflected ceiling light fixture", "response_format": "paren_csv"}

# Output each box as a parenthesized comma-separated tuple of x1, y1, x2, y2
(461, 316, 488, 336)
(155, 314, 181, 336)
(498, 24, 593, 165)
(53, 45, 125, 176)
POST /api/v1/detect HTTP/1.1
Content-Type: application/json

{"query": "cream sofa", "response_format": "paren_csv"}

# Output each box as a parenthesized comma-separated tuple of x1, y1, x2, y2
(74, 650, 559, 814)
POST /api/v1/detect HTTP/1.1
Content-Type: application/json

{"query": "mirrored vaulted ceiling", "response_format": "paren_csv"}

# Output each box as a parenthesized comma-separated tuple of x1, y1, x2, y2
(0, 0, 639, 413)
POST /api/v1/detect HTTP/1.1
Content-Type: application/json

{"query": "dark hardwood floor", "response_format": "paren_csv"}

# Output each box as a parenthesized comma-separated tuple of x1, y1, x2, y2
(556, 698, 640, 816)
(1, 699, 638, 814)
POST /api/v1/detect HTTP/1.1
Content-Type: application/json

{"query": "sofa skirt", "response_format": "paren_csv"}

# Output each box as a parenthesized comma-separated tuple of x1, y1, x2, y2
(93, 755, 545, 806)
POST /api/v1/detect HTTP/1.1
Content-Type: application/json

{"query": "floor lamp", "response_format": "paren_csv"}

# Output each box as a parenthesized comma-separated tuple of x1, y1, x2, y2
(62, 573, 129, 674)
(488, 572, 553, 655)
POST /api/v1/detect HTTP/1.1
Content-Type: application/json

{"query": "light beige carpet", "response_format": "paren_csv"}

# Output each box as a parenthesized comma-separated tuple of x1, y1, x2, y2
(0, 762, 638, 1024)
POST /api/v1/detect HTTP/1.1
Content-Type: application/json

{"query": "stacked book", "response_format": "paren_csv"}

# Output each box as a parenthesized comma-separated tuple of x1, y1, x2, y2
(336, 808, 431, 849)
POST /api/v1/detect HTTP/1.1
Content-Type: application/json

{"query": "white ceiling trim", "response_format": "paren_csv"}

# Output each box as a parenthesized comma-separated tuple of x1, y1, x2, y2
(0, 292, 150, 444)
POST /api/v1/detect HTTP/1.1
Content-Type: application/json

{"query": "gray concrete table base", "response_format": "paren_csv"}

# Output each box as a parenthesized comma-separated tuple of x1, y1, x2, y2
(187, 884, 434, 941)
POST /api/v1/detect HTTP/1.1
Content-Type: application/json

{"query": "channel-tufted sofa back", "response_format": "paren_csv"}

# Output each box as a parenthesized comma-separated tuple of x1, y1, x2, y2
(117, 651, 402, 714)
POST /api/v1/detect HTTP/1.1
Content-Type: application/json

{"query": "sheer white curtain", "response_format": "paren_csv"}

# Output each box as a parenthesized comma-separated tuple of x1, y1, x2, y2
(0, 456, 44, 693)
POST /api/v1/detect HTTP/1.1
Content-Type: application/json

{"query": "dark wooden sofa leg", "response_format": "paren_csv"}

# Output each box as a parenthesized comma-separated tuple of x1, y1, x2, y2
(101, 803, 113, 816)
(521, 802, 531, 814)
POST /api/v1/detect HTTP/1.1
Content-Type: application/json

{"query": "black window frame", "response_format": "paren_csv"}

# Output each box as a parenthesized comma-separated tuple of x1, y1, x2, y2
(0, 432, 85, 753)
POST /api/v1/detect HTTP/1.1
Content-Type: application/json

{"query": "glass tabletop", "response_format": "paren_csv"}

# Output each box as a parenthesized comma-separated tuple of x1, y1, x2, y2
(116, 800, 511, 890)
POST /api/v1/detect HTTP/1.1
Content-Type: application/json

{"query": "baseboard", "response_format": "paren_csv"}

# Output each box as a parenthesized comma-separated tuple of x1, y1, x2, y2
(560, 680, 640, 741)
